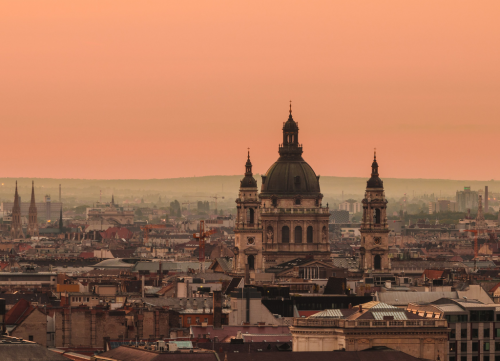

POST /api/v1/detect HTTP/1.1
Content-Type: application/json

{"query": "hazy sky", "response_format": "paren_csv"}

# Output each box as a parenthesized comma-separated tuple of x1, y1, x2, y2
(1, 1, 499, 180)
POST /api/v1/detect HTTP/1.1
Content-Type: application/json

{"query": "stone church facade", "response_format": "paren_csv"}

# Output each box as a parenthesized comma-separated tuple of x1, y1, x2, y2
(233, 106, 330, 273)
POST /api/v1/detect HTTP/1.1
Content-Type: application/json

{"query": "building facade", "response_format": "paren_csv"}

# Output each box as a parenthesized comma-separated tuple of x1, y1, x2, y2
(457, 187, 479, 212)
(291, 301, 448, 360)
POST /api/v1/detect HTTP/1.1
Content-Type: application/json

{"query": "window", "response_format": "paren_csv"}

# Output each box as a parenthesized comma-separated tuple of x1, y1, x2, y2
(496, 328, 500, 337)
(295, 226, 303, 243)
(450, 357, 456, 361)
(450, 342, 457, 352)
(485, 342, 490, 351)
(495, 356, 500, 361)
(461, 342, 468, 352)
(446, 315, 469, 323)
(472, 328, 479, 338)
(471, 311, 494, 322)
(307, 226, 313, 243)
(195, 317, 200, 324)
(282, 226, 290, 243)
(472, 357, 478, 361)
(246, 208, 254, 224)
(450, 329, 456, 339)
(462, 357, 467, 361)
(461, 329, 468, 338)
(179, 316, 182, 324)
(484, 328, 490, 338)
(496, 342, 500, 351)
(187, 317, 191, 324)
(204, 318, 208, 323)
(484, 356, 490, 361)
(29, 336, 33, 341)
(472, 342, 479, 352)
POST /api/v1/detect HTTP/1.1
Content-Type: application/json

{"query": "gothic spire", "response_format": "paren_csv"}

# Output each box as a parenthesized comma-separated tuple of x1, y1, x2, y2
(111, 194, 115, 206)
(30, 181, 36, 205)
(13, 181, 20, 209)
(240, 149, 257, 188)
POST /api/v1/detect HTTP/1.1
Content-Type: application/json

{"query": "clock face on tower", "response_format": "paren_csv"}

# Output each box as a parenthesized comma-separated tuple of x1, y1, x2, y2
(374, 237, 381, 245)
(247, 237, 255, 245)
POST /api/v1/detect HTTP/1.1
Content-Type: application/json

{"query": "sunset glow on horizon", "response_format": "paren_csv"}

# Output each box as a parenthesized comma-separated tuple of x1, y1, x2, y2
(2, 1, 500, 180)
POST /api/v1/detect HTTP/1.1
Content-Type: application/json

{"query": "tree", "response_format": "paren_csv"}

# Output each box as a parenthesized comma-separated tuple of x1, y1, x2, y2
(135, 208, 143, 217)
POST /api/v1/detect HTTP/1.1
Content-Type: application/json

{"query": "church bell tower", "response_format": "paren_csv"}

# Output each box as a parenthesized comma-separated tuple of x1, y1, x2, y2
(233, 150, 263, 275)
(360, 151, 390, 273)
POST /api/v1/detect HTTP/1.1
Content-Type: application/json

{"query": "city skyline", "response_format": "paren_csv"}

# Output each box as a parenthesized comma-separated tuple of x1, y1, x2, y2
(2, 1, 499, 180)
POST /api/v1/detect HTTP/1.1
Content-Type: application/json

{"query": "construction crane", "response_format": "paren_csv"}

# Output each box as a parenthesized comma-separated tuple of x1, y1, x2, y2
(183, 195, 225, 214)
(192, 220, 216, 272)
(141, 224, 167, 244)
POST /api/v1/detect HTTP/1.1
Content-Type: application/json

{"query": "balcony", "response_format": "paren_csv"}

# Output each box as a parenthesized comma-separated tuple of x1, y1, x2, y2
(261, 207, 329, 215)
(292, 318, 447, 328)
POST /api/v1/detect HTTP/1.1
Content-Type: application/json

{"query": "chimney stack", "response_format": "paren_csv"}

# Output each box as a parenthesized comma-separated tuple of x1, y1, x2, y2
(213, 291, 222, 329)
(485, 186, 489, 213)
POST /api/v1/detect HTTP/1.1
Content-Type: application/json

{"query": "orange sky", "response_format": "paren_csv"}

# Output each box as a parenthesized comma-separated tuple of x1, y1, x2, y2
(1, 1, 499, 180)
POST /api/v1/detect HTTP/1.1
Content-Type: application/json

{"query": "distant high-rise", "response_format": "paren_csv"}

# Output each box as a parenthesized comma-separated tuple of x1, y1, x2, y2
(27, 181, 39, 237)
(456, 187, 478, 212)
(10, 181, 24, 239)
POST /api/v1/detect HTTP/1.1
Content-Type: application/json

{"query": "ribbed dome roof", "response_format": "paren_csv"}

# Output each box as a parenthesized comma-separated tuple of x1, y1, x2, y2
(261, 159, 320, 194)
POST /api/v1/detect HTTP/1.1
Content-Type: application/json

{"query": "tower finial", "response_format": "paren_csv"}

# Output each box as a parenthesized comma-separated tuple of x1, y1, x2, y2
(374, 148, 376, 160)
(247, 147, 250, 159)
(289, 100, 292, 114)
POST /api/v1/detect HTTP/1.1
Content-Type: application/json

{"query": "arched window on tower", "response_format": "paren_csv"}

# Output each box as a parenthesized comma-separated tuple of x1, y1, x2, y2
(307, 226, 313, 243)
(373, 208, 381, 224)
(246, 208, 254, 225)
(248, 255, 255, 270)
(282, 226, 290, 243)
(374, 255, 381, 270)
(295, 226, 302, 243)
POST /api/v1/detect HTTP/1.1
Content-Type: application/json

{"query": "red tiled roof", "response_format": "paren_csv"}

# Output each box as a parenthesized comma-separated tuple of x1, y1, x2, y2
(423, 269, 444, 280)
(4, 298, 35, 325)
(79, 251, 94, 259)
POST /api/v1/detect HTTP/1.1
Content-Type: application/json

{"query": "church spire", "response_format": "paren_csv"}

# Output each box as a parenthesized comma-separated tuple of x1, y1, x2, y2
(30, 181, 35, 204)
(28, 181, 39, 237)
(240, 149, 257, 188)
(367, 150, 383, 189)
(11, 181, 23, 239)
(245, 148, 253, 176)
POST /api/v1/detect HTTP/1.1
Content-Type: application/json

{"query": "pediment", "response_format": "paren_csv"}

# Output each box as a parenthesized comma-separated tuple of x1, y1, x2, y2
(243, 246, 260, 255)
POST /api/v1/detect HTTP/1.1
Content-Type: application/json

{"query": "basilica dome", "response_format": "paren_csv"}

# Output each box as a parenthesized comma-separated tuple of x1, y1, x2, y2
(260, 110, 321, 196)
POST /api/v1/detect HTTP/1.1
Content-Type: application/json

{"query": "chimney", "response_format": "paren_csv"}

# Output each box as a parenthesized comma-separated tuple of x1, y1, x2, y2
(359, 304, 363, 312)
(0, 298, 5, 334)
(203, 298, 207, 313)
(485, 186, 489, 213)
(213, 291, 222, 329)
(193, 298, 198, 310)
(186, 298, 191, 309)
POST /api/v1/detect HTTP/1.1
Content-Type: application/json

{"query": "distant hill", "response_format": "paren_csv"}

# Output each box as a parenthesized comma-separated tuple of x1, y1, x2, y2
(0, 176, 495, 208)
